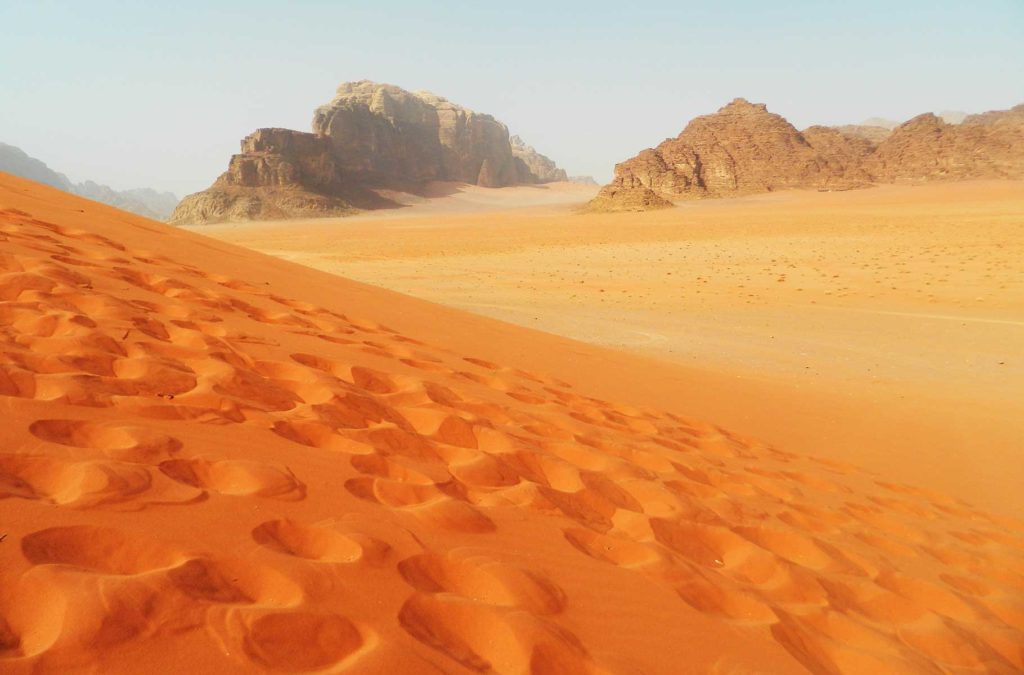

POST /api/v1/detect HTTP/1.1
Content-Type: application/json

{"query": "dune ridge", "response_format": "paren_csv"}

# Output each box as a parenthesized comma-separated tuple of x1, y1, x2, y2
(1, 173, 1023, 673)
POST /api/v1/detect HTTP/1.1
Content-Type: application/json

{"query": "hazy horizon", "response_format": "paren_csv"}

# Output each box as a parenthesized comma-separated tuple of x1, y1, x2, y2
(2, 0, 1022, 196)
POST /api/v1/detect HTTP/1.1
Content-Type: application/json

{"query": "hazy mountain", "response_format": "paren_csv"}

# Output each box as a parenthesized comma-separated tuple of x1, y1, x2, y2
(938, 110, 968, 125)
(861, 117, 900, 130)
(0, 142, 178, 220)
(0, 142, 74, 190)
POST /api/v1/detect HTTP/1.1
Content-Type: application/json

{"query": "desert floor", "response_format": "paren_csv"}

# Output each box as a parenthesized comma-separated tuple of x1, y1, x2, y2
(4, 173, 1023, 673)
(199, 180, 1024, 518)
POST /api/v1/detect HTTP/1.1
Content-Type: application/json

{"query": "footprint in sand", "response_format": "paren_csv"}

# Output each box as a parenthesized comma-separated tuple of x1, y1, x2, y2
(158, 457, 306, 500)
(398, 592, 592, 674)
(270, 420, 374, 454)
(21, 525, 184, 575)
(28, 418, 183, 463)
(166, 557, 303, 606)
(242, 611, 367, 671)
(398, 551, 567, 616)
(252, 520, 363, 563)
(0, 453, 156, 507)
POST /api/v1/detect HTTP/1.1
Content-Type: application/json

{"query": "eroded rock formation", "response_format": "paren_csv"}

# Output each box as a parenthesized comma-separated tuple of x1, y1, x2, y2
(173, 82, 568, 224)
(510, 135, 568, 183)
(171, 128, 359, 224)
(586, 98, 869, 212)
(588, 100, 1024, 212)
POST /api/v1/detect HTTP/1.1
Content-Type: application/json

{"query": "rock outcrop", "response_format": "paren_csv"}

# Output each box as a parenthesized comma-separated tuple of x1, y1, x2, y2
(510, 135, 568, 183)
(173, 81, 568, 224)
(0, 142, 178, 219)
(800, 126, 876, 187)
(311, 82, 525, 187)
(568, 175, 599, 186)
(588, 100, 1024, 211)
(587, 99, 868, 211)
(869, 107, 1024, 182)
(584, 185, 672, 212)
(170, 128, 365, 224)
(962, 104, 1024, 126)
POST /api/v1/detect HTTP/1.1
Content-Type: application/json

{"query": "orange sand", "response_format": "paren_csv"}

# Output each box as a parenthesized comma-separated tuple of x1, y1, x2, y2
(201, 180, 1024, 519)
(3, 172, 1024, 673)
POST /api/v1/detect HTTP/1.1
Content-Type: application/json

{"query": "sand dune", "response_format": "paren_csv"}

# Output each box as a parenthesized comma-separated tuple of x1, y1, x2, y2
(2, 173, 1024, 673)
(200, 180, 1024, 519)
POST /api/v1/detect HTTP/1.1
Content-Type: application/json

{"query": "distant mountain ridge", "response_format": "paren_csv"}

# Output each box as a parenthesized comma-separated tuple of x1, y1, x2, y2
(172, 81, 570, 225)
(587, 101, 1024, 211)
(0, 142, 178, 220)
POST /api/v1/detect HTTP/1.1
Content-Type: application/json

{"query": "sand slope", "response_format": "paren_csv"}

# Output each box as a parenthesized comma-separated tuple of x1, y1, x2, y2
(201, 181, 1024, 518)
(2, 173, 1023, 673)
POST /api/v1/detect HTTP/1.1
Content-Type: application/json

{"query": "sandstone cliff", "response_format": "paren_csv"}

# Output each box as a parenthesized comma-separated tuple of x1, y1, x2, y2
(588, 100, 1024, 212)
(586, 98, 867, 211)
(171, 128, 361, 224)
(510, 135, 568, 183)
(173, 82, 568, 224)
(870, 107, 1024, 182)
(311, 82, 525, 188)
(800, 126, 876, 187)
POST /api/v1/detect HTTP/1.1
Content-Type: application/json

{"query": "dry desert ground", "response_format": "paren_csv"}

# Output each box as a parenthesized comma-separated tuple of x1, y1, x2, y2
(1, 173, 1022, 673)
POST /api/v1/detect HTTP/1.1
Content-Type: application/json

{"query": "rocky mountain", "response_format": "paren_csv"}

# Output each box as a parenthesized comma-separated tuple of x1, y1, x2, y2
(800, 126, 877, 186)
(173, 82, 568, 225)
(73, 182, 181, 221)
(861, 117, 900, 130)
(0, 142, 74, 191)
(870, 106, 1024, 182)
(833, 124, 892, 144)
(510, 135, 568, 183)
(587, 100, 1024, 212)
(961, 103, 1024, 126)
(568, 175, 599, 185)
(586, 98, 870, 211)
(0, 142, 178, 219)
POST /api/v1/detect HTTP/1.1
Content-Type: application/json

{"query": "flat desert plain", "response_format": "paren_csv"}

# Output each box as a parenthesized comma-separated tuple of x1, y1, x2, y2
(200, 180, 1024, 519)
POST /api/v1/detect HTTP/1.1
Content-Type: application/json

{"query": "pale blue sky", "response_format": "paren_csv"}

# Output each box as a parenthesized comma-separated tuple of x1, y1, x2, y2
(2, 1, 1022, 196)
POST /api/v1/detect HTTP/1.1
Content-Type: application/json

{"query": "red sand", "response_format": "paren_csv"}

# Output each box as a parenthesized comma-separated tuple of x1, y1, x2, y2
(2, 173, 1023, 673)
